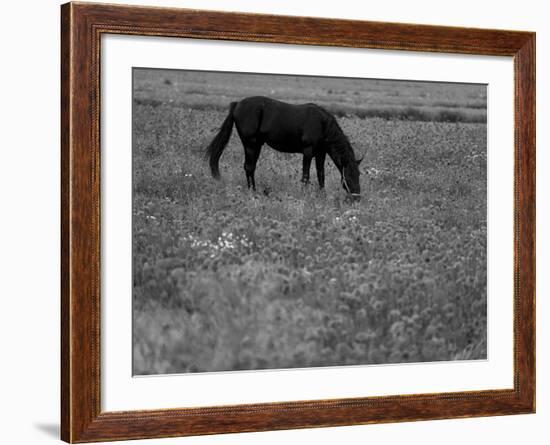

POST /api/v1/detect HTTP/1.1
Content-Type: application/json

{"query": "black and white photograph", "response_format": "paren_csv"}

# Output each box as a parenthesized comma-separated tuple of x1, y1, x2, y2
(132, 68, 487, 375)
(2, 0, 545, 442)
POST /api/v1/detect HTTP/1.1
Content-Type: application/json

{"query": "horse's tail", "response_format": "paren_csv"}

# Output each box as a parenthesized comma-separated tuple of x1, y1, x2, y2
(205, 101, 237, 179)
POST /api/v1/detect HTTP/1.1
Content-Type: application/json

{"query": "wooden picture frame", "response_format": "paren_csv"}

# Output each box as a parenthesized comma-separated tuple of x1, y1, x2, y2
(61, 2, 535, 442)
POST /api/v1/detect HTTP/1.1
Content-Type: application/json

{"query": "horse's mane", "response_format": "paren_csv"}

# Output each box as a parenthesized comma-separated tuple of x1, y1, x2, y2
(320, 109, 359, 174)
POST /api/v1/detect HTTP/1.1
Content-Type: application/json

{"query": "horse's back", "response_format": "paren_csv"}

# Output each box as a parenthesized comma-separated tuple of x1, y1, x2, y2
(233, 96, 327, 151)
(235, 96, 320, 121)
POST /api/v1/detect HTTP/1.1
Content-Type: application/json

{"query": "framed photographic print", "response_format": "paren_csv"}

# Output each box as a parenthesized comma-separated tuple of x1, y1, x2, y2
(61, 2, 535, 442)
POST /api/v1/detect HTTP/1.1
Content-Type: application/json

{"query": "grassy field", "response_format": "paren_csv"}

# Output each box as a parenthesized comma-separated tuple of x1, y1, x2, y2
(132, 69, 487, 375)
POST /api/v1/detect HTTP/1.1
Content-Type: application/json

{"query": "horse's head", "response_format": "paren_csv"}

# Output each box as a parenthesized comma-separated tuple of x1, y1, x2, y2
(341, 157, 362, 201)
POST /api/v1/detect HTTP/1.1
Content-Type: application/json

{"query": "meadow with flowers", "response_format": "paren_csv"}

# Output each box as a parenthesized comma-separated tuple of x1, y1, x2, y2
(133, 69, 487, 374)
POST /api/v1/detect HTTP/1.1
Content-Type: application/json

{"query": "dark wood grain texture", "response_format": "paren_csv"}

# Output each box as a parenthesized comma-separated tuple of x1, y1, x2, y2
(60, 2, 535, 442)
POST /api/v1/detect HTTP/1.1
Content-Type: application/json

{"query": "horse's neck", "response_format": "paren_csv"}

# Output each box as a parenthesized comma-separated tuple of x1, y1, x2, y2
(324, 127, 350, 168)
(327, 151, 343, 172)
(327, 144, 354, 173)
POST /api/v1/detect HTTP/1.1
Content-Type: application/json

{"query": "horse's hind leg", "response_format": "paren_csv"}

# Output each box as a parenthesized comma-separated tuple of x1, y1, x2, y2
(243, 144, 262, 191)
(301, 146, 313, 185)
(315, 151, 326, 189)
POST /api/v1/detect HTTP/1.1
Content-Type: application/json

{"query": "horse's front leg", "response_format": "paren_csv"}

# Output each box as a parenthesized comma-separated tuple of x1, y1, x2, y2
(315, 151, 326, 189)
(301, 147, 313, 185)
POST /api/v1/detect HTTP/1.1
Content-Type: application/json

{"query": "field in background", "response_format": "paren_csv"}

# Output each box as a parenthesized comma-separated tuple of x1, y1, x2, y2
(133, 69, 487, 375)
(134, 69, 487, 123)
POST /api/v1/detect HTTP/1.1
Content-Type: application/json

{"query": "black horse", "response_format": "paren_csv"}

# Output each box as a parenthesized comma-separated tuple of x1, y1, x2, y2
(205, 96, 363, 199)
